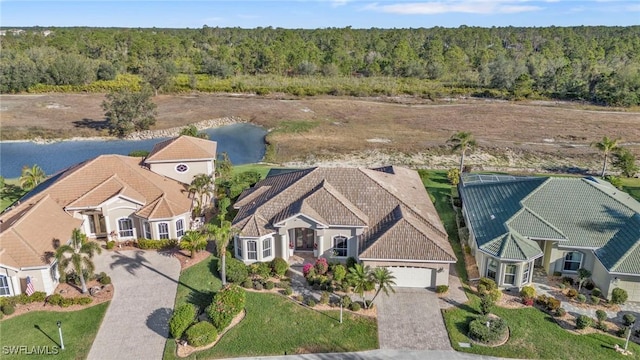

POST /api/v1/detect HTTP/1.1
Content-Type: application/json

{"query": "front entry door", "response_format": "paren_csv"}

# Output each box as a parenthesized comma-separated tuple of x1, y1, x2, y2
(88, 213, 107, 237)
(294, 228, 314, 251)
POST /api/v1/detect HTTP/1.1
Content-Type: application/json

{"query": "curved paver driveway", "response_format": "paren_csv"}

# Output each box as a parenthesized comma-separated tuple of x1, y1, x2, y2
(88, 250, 181, 360)
(376, 288, 452, 350)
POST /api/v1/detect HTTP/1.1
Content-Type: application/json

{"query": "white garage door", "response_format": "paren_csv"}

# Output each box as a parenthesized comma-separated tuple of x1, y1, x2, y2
(386, 267, 433, 288)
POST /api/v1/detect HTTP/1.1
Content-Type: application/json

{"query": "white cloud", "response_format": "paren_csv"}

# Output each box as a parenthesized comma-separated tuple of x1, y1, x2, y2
(363, 1, 543, 15)
(331, 0, 351, 7)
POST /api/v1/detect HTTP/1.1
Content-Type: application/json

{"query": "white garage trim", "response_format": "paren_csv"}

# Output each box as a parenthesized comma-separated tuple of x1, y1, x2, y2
(386, 266, 434, 288)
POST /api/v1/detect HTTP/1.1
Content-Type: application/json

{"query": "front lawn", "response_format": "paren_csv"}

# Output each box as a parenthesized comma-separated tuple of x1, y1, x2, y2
(620, 177, 640, 201)
(0, 302, 109, 360)
(164, 254, 378, 359)
(443, 294, 640, 359)
(0, 178, 26, 212)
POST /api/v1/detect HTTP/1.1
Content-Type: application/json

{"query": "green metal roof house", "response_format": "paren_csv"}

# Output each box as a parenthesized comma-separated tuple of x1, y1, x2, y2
(459, 174, 640, 302)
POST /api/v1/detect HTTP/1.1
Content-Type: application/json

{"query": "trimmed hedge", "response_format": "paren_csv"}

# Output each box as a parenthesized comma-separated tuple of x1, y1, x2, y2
(46, 294, 93, 307)
(137, 238, 179, 250)
(1, 304, 15, 315)
(225, 256, 249, 283)
(611, 288, 628, 304)
(0, 291, 47, 307)
(271, 257, 289, 277)
(207, 285, 246, 330)
(185, 321, 217, 347)
(169, 304, 196, 339)
(576, 315, 593, 329)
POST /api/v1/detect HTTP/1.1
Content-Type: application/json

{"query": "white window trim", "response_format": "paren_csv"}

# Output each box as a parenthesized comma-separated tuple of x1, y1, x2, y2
(176, 219, 185, 238)
(262, 237, 272, 259)
(522, 261, 531, 284)
(247, 240, 257, 260)
(158, 222, 170, 240)
(236, 236, 242, 258)
(486, 258, 498, 280)
(0, 275, 10, 296)
(144, 221, 152, 239)
(332, 235, 348, 258)
(117, 217, 135, 238)
(503, 264, 517, 286)
(563, 251, 583, 273)
(175, 163, 189, 173)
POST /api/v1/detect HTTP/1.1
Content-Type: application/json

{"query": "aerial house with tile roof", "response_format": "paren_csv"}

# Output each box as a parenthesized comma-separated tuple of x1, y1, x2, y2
(232, 166, 456, 288)
(0, 136, 216, 296)
(459, 174, 640, 301)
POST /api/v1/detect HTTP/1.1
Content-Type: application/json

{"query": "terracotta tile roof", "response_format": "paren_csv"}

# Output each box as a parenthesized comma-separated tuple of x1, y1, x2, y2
(0, 195, 81, 268)
(145, 135, 217, 162)
(136, 195, 185, 220)
(67, 175, 146, 208)
(233, 166, 453, 263)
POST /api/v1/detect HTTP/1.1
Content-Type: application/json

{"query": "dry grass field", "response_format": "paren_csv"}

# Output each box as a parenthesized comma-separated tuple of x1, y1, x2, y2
(1, 93, 639, 171)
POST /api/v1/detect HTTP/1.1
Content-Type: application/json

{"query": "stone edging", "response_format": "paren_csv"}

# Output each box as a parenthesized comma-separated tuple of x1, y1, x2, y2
(125, 116, 245, 140)
(176, 309, 246, 358)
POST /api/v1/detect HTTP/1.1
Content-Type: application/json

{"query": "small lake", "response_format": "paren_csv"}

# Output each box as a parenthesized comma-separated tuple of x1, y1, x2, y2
(0, 123, 267, 178)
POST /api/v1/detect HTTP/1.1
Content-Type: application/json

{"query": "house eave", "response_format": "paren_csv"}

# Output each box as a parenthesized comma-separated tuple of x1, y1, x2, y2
(478, 248, 543, 262)
(145, 158, 214, 164)
(358, 257, 456, 264)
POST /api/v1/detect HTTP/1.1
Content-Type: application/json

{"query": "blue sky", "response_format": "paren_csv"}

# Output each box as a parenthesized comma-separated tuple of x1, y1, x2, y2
(1, 1, 638, 28)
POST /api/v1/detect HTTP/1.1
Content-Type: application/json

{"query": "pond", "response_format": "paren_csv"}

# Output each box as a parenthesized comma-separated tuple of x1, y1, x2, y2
(0, 123, 267, 178)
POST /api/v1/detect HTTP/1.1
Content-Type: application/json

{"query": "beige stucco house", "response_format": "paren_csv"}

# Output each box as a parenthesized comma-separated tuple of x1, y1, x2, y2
(459, 174, 640, 302)
(0, 135, 216, 296)
(232, 166, 456, 288)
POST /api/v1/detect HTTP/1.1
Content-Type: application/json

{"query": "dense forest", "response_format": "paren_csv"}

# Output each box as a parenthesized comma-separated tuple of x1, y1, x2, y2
(1, 26, 639, 106)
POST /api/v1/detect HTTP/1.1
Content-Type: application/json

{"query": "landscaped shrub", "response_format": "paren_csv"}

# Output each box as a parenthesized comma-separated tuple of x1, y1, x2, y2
(576, 315, 593, 329)
(253, 281, 264, 290)
(264, 281, 275, 290)
(536, 294, 549, 307)
(488, 289, 502, 302)
(566, 288, 578, 298)
(207, 285, 246, 330)
(436, 285, 449, 294)
(596, 309, 608, 323)
(480, 295, 494, 315)
(522, 297, 534, 306)
(306, 298, 316, 307)
(617, 326, 629, 338)
(270, 257, 289, 277)
(558, 283, 566, 290)
(595, 322, 608, 331)
(0, 292, 47, 308)
(106, 241, 115, 250)
(1, 304, 15, 315)
(256, 262, 273, 279)
(479, 277, 497, 292)
(349, 302, 361, 311)
(314, 258, 329, 275)
(555, 308, 566, 317)
(591, 296, 600, 305)
(520, 285, 536, 300)
(611, 288, 628, 304)
(284, 287, 293, 296)
(346, 257, 357, 269)
(584, 280, 595, 291)
(562, 276, 574, 286)
(468, 316, 508, 344)
(623, 313, 636, 326)
(577, 294, 587, 303)
(547, 297, 561, 311)
(341, 295, 352, 308)
(225, 256, 249, 283)
(169, 304, 196, 339)
(295, 294, 304, 302)
(46, 294, 92, 307)
(364, 281, 375, 292)
(185, 321, 217, 347)
(302, 263, 314, 278)
(98, 272, 112, 285)
(242, 279, 253, 289)
(320, 291, 330, 305)
(332, 264, 347, 282)
(592, 288, 602, 297)
(137, 238, 178, 250)
(477, 284, 487, 294)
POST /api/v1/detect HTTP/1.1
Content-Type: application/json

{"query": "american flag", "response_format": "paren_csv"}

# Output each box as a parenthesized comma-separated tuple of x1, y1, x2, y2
(25, 276, 35, 296)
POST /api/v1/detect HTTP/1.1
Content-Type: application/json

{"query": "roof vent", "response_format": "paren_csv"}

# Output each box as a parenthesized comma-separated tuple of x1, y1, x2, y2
(490, 214, 496, 220)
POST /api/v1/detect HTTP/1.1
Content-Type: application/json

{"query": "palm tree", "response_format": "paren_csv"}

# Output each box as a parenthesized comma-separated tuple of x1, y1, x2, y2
(189, 174, 215, 216)
(447, 131, 476, 173)
(179, 230, 207, 258)
(19, 164, 46, 191)
(592, 136, 620, 177)
(204, 219, 235, 285)
(347, 263, 373, 308)
(55, 229, 102, 294)
(369, 267, 396, 304)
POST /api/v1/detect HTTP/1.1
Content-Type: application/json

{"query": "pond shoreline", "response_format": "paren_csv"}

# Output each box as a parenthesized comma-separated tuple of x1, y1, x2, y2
(1, 116, 248, 144)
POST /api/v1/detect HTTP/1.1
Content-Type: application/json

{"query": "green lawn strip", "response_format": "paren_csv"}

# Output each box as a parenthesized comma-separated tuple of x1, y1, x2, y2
(173, 255, 222, 310)
(0, 302, 109, 360)
(419, 170, 468, 283)
(231, 163, 274, 179)
(1, 178, 26, 212)
(620, 177, 640, 201)
(165, 292, 378, 359)
(444, 291, 640, 359)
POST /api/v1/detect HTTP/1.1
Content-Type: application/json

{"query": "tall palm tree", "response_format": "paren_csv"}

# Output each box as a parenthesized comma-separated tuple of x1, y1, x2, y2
(592, 136, 620, 177)
(179, 230, 207, 258)
(347, 263, 373, 308)
(189, 174, 215, 216)
(55, 229, 102, 294)
(369, 267, 396, 304)
(204, 219, 235, 285)
(19, 164, 46, 191)
(447, 131, 476, 173)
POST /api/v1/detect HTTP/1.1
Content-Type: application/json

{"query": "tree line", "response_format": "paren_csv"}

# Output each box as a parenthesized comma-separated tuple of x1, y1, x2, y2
(1, 26, 639, 106)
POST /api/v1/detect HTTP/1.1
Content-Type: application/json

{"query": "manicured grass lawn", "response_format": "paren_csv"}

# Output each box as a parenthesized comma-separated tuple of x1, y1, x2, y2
(165, 254, 378, 359)
(443, 294, 640, 359)
(0, 178, 26, 212)
(231, 163, 274, 179)
(620, 177, 640, 201)
(0, 302, 109, 360)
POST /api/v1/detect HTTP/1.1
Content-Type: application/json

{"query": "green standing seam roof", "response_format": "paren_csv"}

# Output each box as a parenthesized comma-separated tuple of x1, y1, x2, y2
(461, 175, 640, 274)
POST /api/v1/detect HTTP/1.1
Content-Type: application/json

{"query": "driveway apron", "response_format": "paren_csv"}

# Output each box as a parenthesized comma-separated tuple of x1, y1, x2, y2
(376, 288, 452, 350)
(88, 250, 181, 360)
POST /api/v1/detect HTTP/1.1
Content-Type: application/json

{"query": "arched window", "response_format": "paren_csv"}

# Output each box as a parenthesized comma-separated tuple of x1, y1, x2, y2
(118, 218, 134, 238)
(563, 252, 583, 272)
(333, 235, 348, 257)
(158, 223, 169, 239)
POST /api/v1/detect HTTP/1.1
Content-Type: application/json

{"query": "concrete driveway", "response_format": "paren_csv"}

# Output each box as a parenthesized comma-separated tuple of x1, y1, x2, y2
(376, 288, 452, 350)
(88, 250, 181, 360)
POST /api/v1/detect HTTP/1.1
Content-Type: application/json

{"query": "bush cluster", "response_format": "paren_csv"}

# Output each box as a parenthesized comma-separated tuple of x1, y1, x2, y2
(349, 302, 361, 311)
(576, 294, 587, 303)
(611, 288, 628, 305)
(623, 313, 636, 326)
(436, 285, 449, 294)
(249, 262, 272, 279)
(536, 294, 560, 311)
(592, 288, 602, 297)
(270, 257, 289, 277)
(1, 304, 15, 315)
(468, 316, 508, 344)
(332, 264, 347, 282)
(185, 321, 217, 347)
(576, 315, 592, 329)
(478, 278, 497, 292)
(106, 241, 116, 250)
(225, 256, 249, 283)
(137, 238, 178, 250)
(169, 304, 196, 339)
(566, 288, 578, 298)
(314, 258, 329, 275)
(0, 291, 47, 308)
(98, 272, 112, 285)
(207, 285, 246, 330)
(520, 286, 536, 300)
(47, 294, 93, 307)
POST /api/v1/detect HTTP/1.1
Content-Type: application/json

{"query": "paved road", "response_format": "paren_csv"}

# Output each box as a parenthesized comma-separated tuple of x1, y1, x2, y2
(376, 288, 452, 350)
(224, 349, 510, 360)
(88, 250, 181, 360)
